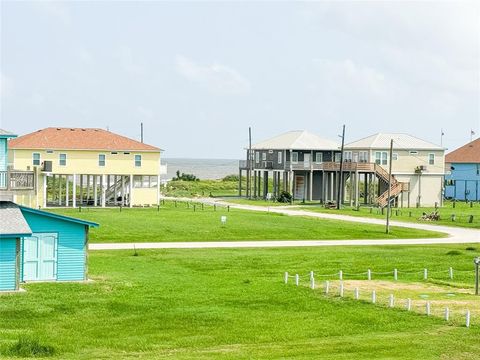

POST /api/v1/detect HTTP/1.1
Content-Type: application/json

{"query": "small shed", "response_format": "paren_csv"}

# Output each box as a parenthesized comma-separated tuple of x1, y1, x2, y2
(0, 202, 98, 291)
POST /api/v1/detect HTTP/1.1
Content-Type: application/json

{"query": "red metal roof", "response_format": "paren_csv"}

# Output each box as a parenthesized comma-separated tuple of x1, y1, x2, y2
(8, 127, 160, 152)
(445, 138, 480, 164)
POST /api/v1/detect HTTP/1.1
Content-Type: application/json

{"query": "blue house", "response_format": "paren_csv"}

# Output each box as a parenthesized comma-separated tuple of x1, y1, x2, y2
(0, 201, 98, 291)
(444, 138, 480, 201)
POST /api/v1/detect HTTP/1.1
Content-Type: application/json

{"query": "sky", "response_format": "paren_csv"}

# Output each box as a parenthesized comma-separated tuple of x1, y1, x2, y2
(1, 1, 479, 159)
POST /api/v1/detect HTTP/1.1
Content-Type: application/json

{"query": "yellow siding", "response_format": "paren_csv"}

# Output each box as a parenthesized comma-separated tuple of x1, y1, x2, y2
(131, 188, 158, 206)
(11, 149, 160, 175)
(396, 174, 443, 207)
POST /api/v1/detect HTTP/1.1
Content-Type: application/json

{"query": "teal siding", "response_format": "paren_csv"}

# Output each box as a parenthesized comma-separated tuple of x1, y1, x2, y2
(0, 138, 7, 188)
(20, 211, 87, 281)
(0, 238, 17, 291)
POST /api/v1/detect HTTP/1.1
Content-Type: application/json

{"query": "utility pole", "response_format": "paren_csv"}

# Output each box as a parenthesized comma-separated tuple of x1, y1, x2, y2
(141, 122, 144, 143)
(386, 138, 394, 234)
(337, 125, 345, 210)
(248, 127, 252, 199)
(475, 257, 480, 295)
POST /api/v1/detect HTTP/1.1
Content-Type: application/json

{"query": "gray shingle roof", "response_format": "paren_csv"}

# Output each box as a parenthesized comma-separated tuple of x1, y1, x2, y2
(0, 202, 32, 236)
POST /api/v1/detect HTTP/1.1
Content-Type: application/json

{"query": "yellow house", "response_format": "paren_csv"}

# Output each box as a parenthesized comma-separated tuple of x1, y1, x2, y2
(8, 127, 164, 208)
(345, 133, 445, 207)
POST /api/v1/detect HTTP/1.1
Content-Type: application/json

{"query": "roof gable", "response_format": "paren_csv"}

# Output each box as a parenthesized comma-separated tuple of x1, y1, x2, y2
(345, 133, 443, 150)
(0, 202, 32, 237)
(251, 130, 339, 150)
(445, 138, 480, 164)
(19, 206, 99, 228)
(8, 127, 160, 152)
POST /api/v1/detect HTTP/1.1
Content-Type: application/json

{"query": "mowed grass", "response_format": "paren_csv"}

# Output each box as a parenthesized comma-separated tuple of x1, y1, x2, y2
(1, 246, 479, 359)
(298, 200, 480, 229)
(47, 202, 445, 243)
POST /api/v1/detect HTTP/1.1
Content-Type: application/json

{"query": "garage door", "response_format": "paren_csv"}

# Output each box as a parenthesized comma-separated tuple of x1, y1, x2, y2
(23, 233, 57, 281)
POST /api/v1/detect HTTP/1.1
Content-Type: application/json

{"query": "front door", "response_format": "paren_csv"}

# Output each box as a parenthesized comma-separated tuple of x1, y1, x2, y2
(294, 175, 305, 200)
(23, 233, 58, 281)
(304, 154, 310, 169)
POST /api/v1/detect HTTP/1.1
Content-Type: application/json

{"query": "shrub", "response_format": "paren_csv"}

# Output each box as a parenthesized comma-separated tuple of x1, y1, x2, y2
(222, 174, 239, 182)
(172, 170, 199, 181)
(277, 191, 293, 203)
(466, 247, 477, 251)
(7, 337, 55, 357)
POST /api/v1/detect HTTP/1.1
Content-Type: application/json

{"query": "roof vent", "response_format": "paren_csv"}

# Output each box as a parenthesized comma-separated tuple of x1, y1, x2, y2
(81, 129, 86, 131)
(56, 128, 61, 130)
(70, 129, 75, 131)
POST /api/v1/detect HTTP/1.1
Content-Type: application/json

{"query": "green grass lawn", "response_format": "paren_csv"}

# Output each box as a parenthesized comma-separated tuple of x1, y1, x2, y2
(163, 179, 242, 197)
(1, 245, 479, 359)
(297, 200, 480, 229)
(47, 202, 445, 243)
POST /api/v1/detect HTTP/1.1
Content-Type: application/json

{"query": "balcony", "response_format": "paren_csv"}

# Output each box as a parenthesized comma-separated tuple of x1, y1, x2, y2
(0, 170, 35, 191)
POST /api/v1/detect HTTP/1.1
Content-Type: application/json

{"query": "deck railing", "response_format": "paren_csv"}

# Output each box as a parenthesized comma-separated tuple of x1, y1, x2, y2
(0, 170, 35, 190)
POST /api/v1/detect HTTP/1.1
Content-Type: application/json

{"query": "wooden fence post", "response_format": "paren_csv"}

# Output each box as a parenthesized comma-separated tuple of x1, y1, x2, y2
(444, 307, 450, 321)
(372, 290, 376, 304)
(325, 281, 330, 295)
(295, 274, 299, 286)
(284, 272, 288, 284)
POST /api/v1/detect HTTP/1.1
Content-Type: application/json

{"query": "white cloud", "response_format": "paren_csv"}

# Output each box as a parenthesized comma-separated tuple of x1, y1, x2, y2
(175, 55, 251, 95)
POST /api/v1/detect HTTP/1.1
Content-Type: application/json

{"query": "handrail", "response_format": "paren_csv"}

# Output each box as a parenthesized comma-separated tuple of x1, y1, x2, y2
(0, 170, 35, 190)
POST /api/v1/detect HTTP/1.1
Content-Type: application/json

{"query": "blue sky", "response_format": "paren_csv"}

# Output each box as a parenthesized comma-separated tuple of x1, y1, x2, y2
(1, 1, 479, 158)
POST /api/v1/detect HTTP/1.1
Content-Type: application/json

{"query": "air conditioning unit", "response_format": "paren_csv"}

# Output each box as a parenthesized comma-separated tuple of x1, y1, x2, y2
(42, 161, 52, 172)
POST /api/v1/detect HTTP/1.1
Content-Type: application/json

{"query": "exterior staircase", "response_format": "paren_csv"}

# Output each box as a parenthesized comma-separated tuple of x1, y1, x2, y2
(374, 164, 408, 208)
(105, 176, 129, 205)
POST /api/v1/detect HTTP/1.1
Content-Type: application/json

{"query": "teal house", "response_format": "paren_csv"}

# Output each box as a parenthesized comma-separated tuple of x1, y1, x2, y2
(0, 201, 98, 291)
(0, 129, 17, 189)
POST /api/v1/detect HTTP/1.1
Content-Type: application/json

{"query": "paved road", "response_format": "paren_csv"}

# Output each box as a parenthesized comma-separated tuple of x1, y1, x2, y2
(89, 197, 479, 250)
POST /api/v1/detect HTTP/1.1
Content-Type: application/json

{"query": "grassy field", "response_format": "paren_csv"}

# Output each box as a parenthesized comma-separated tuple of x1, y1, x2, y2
(47, 202, 445, 243)
(163, 179, 242, 197)
(223, 198, 480, 229)
(1, 245, 479, 359)
(298, 200, 480, 229)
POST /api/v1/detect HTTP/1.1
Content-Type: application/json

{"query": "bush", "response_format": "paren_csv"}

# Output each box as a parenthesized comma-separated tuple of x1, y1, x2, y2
(277, 191, 293, 203)
(466, 247, 477, 251)
(222, 174, 239, 182)
(172, 170, 199, 181)
(6, 337, 55, 357)
(446, 250, 462, 256)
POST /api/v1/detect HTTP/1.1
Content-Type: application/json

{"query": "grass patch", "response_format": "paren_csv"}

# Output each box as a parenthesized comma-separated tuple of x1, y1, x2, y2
(0, 246, 479, 359)
(47, 201, 445, 243)
(296, 200, 480, 229)
(446, 250, 463, 256)
(6, 337, 55, 358)
(163, 179, 242, 197)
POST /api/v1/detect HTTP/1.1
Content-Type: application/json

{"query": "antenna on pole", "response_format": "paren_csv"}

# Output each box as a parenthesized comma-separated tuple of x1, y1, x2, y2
(386, 138, 394, 234)
(141, 122, 144, 143)
(440, 129, 444, 147)
(248, 127, 252, 199)
(337, 125, 346, 210)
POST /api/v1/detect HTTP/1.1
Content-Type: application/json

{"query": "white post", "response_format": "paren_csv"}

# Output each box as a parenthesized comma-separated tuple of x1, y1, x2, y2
(42, 175, 47, 208)
(284, 272, 288, 284)
(72, 174, 77, 208)
(466, 310, 471, 328)
(310, 271, 314, 281)
(424, 268, 428, 280)
(389, 294, 394, 308)
(65, 175, 69, 207)
(372, 290, 376, 304)
(325, 281, 330, 295)
(295, 274, 299, 286)
(444, 307, 450, 321)
(367, 269, 371, 280)
(406, 298, 412, 311)
(156, 174, 161, 205)
(129, 174, 133, 207)
(449, 267, 453, 280)
(310, 277, 315, 290)
(101, 174, 106, 207)
(426, 302, 431, 316)
(339, 282, 344, 297)
(354, 287, 359, 300)
(339, 270, 343, 280)
(93, 175, 98, 206)
(394, 269, 398, 281)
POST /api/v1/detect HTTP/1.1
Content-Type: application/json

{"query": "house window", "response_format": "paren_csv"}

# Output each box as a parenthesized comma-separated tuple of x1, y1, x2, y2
(315, 153, 323, 163)
(477, 165, 480, 175)
(278, 152, 282, 164)
(255, 152, 260, 163)
(359, 151, 368, 163)
(291, 152, 298, 164)
(133, 175, 143, 188)
(150, 176, 158, 188)
(392, 153, 398, 161)
(98, 154, 106, 167)
(334, 153, 341, 163)
(344, 151, 352, 162)
(32, 153, 41, 166)
(135, 154, 142, 167)
(59, 153, 67, 166)
(375, 152, 387, 165)
(428, 153, 435, 165)
(262, 152, 267, 161)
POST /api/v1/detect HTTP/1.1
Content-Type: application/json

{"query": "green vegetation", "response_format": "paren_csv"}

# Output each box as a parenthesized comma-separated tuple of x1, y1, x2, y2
(6, 337, 55, 358)
(164, 178, 242, 197)
(1, 246, 479, 359)
(298, 200, 480, 229)
(48, 202, 445, 243)
(172, 170, 200, 182)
